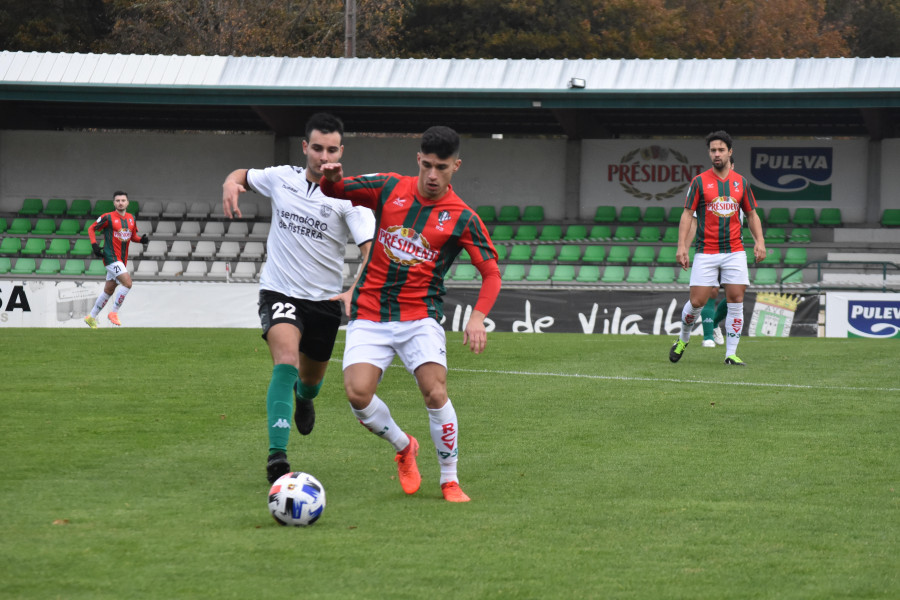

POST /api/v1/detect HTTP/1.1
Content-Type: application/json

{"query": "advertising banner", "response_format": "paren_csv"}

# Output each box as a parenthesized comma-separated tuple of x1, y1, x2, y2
(824, 292, 900, 338)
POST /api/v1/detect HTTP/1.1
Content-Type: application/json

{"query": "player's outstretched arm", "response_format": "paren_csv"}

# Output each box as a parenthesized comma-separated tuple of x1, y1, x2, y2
(222, 169, 249, 219)
(320, 163, 344, 183)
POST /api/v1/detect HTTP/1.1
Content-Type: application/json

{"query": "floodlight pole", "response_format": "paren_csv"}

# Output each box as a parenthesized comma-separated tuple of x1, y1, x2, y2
(345, 0, 357, 58)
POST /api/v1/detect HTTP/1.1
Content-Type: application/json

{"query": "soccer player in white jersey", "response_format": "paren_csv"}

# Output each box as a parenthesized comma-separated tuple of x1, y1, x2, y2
(222, 113, 374, 483)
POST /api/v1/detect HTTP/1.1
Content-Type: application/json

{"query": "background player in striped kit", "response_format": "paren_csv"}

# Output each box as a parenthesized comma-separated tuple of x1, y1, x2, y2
(320, 126, 502, 502)
(670, 130, 766, 365)
(84, 190, 148, 328)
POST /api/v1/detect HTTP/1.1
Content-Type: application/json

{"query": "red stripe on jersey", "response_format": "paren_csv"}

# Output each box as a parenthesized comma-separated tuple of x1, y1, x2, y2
(684, 169, 757, 254)
(88, 212, 140, 266)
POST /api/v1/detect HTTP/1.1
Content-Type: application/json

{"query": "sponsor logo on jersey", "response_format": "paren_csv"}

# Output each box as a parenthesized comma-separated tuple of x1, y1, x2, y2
(847, 300, 900, 338)
(708, 197, 740, 218)
(114, 229, 132, 241)
(750, 147, 833, 201)
(278, 210, 328, 239)
(281, 183, 299, 193)
(378, 225, 438, 266)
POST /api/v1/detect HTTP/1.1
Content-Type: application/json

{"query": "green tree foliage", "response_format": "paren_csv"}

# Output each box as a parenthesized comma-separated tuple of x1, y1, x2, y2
(827, 0, 900, 58)
(0, 0, 112, 52)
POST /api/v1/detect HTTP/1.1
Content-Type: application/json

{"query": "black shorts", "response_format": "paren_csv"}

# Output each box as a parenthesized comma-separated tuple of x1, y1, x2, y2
(258, 290, 342, 362)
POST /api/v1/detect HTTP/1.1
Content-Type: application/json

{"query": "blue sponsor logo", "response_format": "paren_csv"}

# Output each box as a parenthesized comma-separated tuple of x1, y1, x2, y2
(750, 147, 832, 201)
(847, 300, 900, 338)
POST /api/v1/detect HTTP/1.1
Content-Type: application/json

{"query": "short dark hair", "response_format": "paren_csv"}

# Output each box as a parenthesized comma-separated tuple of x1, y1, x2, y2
(113, 190, 128, 198)
(305, 112, 344, 141)
(705, 130, 733, 150)
(421, 126, 460, 159)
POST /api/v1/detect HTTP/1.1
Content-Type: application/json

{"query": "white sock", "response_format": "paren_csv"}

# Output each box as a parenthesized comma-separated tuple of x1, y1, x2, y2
(428, 399, 459, 485)
(680, 302, 703, 343)
(724, 302, 744, 357)
(112, 285, 130, 312)
(351, 394, 408, 452)
(91, 292, 110, 318)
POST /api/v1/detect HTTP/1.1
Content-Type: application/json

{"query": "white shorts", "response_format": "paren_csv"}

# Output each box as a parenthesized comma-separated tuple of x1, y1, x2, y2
(689, 252, 749, 287)
(105, 261, 128, 282)
(343, 318, 447, 375)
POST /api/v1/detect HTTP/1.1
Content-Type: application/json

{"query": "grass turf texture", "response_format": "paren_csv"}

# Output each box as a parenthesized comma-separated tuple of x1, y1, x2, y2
(2, 329, 898, 599)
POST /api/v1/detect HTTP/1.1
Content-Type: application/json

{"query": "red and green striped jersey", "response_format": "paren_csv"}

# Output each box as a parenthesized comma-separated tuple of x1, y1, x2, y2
(684, 168, 757, 254)
(88, 211, 143, 266)
(322, 173, 497, 322)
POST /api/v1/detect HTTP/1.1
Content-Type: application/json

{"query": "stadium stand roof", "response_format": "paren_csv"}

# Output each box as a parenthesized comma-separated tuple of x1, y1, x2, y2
(1, 52, 899, 138)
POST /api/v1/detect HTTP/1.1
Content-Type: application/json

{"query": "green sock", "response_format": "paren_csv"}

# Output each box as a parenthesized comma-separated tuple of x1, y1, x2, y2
(295, 378, 323, 401)
(701, 298, 716, 340)
(267, 364, 298, 454)
(713, 298, 728, 328)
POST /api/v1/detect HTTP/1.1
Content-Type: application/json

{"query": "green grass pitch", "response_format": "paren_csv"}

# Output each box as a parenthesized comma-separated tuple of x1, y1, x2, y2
(1, 329, 898, 599)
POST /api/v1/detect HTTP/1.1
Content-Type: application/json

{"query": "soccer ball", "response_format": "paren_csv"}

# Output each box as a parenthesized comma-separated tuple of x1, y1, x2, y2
(267, 472, 326, 526)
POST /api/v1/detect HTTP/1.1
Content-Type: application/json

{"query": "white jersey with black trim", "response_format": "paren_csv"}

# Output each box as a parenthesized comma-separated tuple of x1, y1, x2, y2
(248, 165, 375, 301)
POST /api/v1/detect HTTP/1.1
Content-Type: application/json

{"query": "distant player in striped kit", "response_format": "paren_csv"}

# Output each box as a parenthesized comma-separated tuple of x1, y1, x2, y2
(669, 131, 766, 366)
(84, 191, 149, 328)
(320, 126, 502, 502)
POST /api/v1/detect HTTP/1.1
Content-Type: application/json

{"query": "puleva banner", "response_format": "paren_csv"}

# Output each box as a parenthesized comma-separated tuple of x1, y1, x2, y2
(750, 147, 833, 202)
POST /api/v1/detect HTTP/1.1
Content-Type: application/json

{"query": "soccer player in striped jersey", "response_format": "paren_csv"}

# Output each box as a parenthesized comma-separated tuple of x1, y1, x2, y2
(222, 112, 375, 484)
(670, 131, 766, 366)
(84, 191, 149, 328)
(320, 126, 502, 502)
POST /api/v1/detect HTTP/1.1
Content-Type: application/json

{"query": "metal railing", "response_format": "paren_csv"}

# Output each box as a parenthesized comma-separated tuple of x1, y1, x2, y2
(780, 260, 900, 293)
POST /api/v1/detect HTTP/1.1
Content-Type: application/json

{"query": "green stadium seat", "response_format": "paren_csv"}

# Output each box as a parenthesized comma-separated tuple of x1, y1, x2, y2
(761, 248, 782, 265)
(128, 200, 140, 217)
(612, 226, 636, 241)
(8, 218, 32, 234)
(742, 228, 754, 245)
(593, 206, 617, 222)
(666, 206, 683, 223)
(880, 209, 900, 227)
(21, 238, 46, 256)
(626, 266, 651, 283)
(32, 218, 56, 235)
(475, 205, 496, 222)
(11, 257, 36, 274)
(539, 225, 562, 242)
(589, 225, 612, 240)
(601, 265, 626, 283)
(80, 220, 94, 236)
(781, 268, 804, 284)
(56, 219, 80, 236)
(576, 265, 600, 282)
(551, 265, 576, 282)
(755, 207, 766, 224)
(753, 267, 778, 285)
(451, 263, 478, 281)
(522, 206, 544, 222)
(784, 247, 807, 265)
(0, 238, 22, 255)
(564, 225, 587, 240)
(526, 265, 551, 282)
(458, 248, 471, 262)
(607, 246, 630, 263)
(68, 199, 92, 217)
(657, 246, 678, 264)
(0, 256, 10, 274)
(44, 198, 67, 216)
(46, 238, 70, 256)
(71, 238, 94, 257)
(789, 227, 811, 243)
(92, 200, 115, 216)
(662, 226, 679, 243)
(631, 246, 656, 263)
(677, 267, 691, 284)
(0, 218, 6, 234)
(491, 225, 514, 241)
(557, 245, 582, 262)
(638, 226, 660, 242)
(85, 259, 106, 276)
(792, 208, 816, 226)
(765, 228, 786, 244)
(766, 207, 791, 225)
(498, 205, 520, 222)
(36, 258, 60, 275)
(651, 267, 676, 283)
(514, 225, 538, 241)
(19, 198, 43, 215)
(60, 259, 85, 275)
(582, 246, 606, 262)
(643, 206, 665, 223)
(618, 206, 641, 223)
(508, 245, 532, 261)
(532, 246, 557, 262)
(502, 264, 525, 281)
(818, 208, 842, 227)
(495, 245, 508, 261)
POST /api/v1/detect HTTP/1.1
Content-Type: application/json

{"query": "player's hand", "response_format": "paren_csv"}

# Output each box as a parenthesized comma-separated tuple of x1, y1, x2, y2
(463, 311, 488, 354)
(675, 247, 691, 270)
(140, 235, 150, 247)
(222, 179, 245, 219)
(91, 243, 103, 258)
(320, 163, 343, 183)
(329, 288, 354, 317)
(754, 244, 767, 263)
